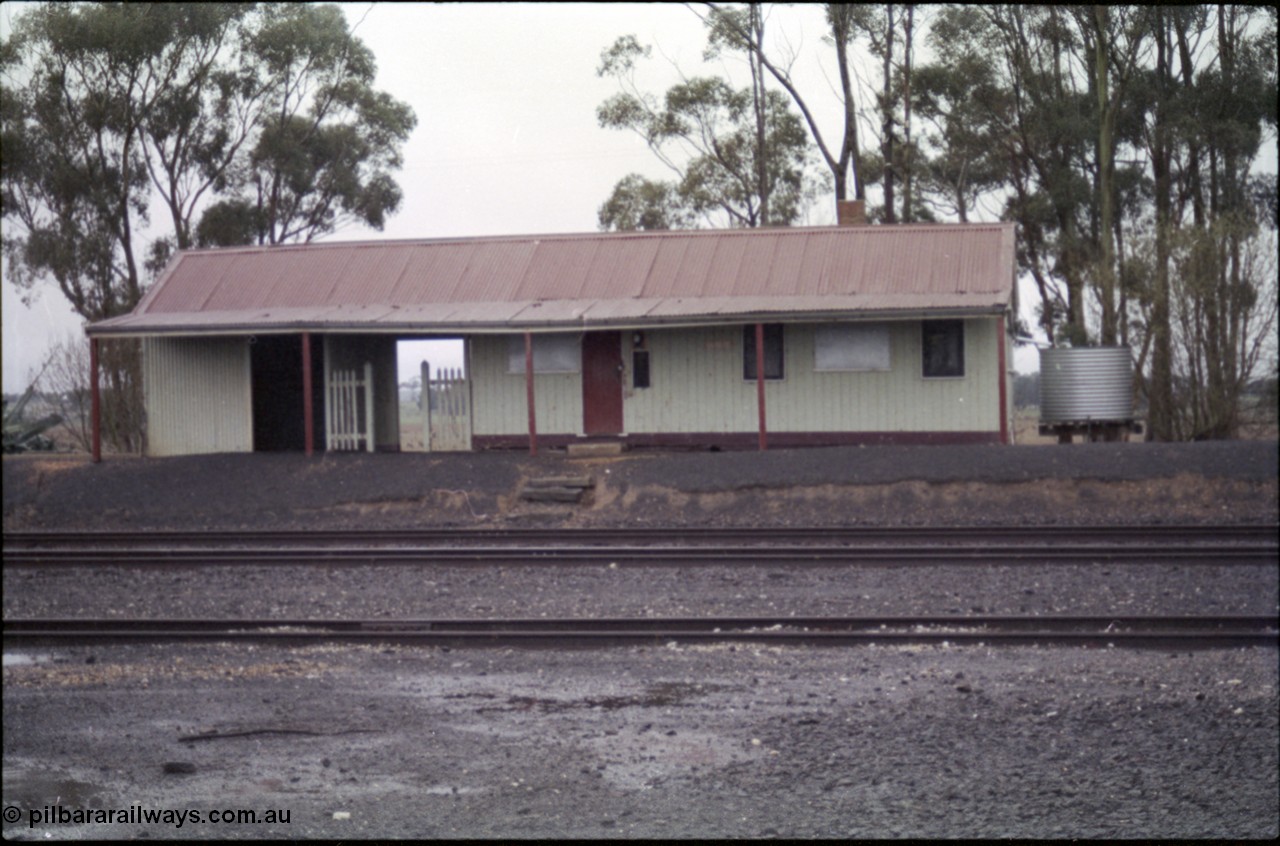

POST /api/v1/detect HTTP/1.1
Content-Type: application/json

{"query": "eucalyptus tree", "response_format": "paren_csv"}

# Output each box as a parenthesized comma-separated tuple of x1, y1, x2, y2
(595, 34, 820, 229)
(838, 4, 924, 223)
(2, 2, 416, 449)
(910, 21, 1007, 223)
(597, 174, 695, 231)
(1073, 5, 1152, 348)
(197, 4, 416, 247)
(697, 3, 866, 214)
(1153, 5, 1277, 438)
(3, 3, 417, 301)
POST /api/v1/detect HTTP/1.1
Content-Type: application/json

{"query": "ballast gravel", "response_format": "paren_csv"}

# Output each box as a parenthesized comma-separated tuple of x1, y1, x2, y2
(3, 641, 1277, 840)
(3, 561, 1277, 620)
(4, 442, 1277, 839)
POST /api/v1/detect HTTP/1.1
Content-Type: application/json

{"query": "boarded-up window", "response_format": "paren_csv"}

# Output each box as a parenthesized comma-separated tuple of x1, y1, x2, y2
(743, 324, 784, 380)
(507, 334, 581, 374)
(922, 320, 965, 378)
(814, 324, 891, 372)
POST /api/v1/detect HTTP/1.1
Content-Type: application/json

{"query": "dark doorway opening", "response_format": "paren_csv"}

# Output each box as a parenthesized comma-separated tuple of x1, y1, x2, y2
(251, 335, 325, 452)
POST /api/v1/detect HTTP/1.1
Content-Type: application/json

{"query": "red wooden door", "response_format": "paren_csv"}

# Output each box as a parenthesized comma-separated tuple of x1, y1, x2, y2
(582, 331, 623, 435)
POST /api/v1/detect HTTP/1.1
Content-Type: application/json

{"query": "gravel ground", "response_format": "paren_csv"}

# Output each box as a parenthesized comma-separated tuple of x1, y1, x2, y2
(4, 442, 1277, 839)
(3, 641, 1277, 840)
(4, 562, 1277, 620)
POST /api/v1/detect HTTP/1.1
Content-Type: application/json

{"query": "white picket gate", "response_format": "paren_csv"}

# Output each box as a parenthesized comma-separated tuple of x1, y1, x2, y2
(422, 361, 471, 452)
(326, 362, 375, 452)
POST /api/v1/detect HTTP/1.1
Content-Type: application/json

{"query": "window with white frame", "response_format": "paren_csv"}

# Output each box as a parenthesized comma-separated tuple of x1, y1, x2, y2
(506, 334, 580, 373)
(814, 324, 891, 372)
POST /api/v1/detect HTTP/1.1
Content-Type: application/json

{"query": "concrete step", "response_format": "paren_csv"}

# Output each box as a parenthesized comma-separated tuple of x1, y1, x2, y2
(566, 442, 626, 458)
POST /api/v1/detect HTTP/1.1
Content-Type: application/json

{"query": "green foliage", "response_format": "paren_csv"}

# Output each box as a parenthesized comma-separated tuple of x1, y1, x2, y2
(598, 175, 693, 232)
(596, 35, 823, 230)
(910, 55, 1006, 222)
(1, 2, 417, 325)
(233, 4, 417, 244)
(703, 3, 865, 207)
(2, 2, 416, 452)
(3, 384, 61, 453)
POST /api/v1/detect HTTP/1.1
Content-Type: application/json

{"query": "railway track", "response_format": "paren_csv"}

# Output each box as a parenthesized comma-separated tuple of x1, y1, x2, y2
(4, 615, 1276, 648)
(6, 524, 1276, 548)
(5, 545, 1273, 567)
(4, 524, 1276, 567)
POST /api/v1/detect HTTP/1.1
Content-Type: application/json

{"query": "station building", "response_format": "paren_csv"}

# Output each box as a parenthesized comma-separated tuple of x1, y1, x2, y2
(86, 206, 1018, 457)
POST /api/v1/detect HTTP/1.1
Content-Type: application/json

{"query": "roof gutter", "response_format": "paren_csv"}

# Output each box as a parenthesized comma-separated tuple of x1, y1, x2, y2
(85, 305, 1009, 340)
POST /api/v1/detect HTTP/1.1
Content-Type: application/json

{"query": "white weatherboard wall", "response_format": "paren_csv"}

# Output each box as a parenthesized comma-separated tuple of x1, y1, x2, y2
(468, 319, 1001, 438)
(624, 320, 999, 434)
(471, 334, 583, 436)
(143, 337, 252, 456)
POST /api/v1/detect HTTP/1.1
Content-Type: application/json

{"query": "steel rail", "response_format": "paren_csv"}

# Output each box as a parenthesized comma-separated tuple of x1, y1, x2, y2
(4, 544, 1275, 567)
(4, 615, 1276, 648)
(4, 524, 1276, 548)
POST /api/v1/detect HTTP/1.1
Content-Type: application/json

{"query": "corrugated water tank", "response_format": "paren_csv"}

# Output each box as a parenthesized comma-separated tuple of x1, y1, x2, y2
(1039, 347, 1133, 423)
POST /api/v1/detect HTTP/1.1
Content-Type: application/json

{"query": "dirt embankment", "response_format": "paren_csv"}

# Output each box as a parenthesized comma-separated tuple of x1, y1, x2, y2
(3, 441, 1276, 531)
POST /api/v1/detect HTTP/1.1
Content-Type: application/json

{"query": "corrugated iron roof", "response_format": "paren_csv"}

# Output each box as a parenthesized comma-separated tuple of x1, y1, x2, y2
(90, 224, 1016, 336)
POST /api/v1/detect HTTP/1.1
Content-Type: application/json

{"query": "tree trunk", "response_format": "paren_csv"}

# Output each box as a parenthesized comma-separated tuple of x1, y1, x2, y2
(1149, 7, 1174, 440)
(881, 4, 897, 223)
(749, 4, 770, 226)
(1093, 5, 1118, 347)
(901, 4, 914, 223)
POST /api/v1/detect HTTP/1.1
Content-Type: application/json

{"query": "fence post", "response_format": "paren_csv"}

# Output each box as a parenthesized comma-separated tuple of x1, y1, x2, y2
(302, 332, 314, 457)
(364, 361, 375, 453)
(756, 323, 768, 451)
(90, 336, 101, 463)
(421, 360, 431, 452)
(525, 332, 537, 456)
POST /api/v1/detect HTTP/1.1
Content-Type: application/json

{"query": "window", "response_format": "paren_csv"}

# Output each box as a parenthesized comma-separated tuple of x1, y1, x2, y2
(632, 349, 651, 389)
(815, 324, 890, 371)
(506, 334, 580, 373)
(922, 320, 964, 378)
(743, 324, 784, 380)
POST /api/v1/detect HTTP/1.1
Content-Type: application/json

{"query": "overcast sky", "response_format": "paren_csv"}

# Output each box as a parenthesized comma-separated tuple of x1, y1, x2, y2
(4, 2, 1044, 391)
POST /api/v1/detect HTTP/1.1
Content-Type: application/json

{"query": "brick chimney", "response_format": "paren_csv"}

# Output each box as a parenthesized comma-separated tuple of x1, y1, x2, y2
(837, 199, 867, 226)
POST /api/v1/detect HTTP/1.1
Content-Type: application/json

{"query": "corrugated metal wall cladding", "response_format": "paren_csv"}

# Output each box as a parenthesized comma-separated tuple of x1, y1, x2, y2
(143, 338, 251, 455)
(620, 320, 1000, 435)
(1039, 347, 1133, 421)
(469, 335, 581, 435)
